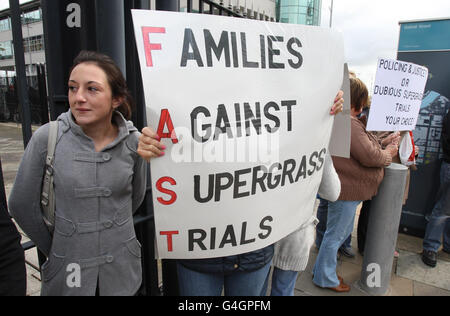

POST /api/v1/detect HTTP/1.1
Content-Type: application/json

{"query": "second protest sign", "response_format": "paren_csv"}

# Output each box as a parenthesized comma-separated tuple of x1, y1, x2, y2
(367, 58, 428, 132)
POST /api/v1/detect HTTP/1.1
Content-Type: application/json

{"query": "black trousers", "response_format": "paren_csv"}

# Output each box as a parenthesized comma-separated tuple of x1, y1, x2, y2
(357, 200, 372, 254)
(0, 242, 27, 296)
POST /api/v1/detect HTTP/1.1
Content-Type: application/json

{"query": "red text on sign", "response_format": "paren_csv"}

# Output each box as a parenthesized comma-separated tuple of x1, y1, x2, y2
(156, 177, 177, 205)
(160, 231, 179, 252)
(142, 26, 166, 67)
(157, 109, 179, 144)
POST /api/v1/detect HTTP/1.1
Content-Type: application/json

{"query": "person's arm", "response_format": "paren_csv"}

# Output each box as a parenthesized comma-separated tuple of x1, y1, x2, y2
(8, 125, 52, 256)
(318, 154, 341, 202)
(130, 132, 147, 214)
(351, 119, 395, 168)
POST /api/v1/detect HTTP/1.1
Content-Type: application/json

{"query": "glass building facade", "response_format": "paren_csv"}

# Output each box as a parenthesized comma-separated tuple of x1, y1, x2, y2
(276, 0, 322, 26)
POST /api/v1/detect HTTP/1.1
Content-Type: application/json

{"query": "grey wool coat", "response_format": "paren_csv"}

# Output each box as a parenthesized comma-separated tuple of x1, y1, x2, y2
(9, 110, 147, 296)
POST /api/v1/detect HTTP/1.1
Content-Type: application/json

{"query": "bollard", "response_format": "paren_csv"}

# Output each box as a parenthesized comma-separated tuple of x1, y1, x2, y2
(358, 163, 408, 296)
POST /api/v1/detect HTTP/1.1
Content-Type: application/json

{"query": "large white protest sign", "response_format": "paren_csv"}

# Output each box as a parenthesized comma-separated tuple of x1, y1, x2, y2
(132, 10, 344, 259)
(367, 58, 428, 132)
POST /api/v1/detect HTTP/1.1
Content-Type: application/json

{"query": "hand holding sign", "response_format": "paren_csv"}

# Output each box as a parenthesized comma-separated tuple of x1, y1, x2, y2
(132, 10, 345, 259)
(137, 127, 166, 162)
(381, 131, 401, 147)
(331, 90, 344, 115)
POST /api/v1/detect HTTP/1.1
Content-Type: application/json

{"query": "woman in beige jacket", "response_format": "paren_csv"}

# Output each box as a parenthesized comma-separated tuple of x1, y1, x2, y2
(312, 78, 398, 292)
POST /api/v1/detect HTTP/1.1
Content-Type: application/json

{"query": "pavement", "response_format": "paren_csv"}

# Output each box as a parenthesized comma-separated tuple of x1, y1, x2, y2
(1, 121, 449, 296)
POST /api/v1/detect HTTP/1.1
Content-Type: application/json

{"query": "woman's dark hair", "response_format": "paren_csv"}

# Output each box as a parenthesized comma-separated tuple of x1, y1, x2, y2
(349, 77, 369, 113)
(70, 50, 134, 120)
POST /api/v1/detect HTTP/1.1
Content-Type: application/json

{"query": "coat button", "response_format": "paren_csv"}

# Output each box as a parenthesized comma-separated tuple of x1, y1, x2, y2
(104, 221, 113, 228)
(104, 189, 112, 197)
(106, 256, 114, 263)
(234, 264, 239, 269)
(103, 153, 111, 161)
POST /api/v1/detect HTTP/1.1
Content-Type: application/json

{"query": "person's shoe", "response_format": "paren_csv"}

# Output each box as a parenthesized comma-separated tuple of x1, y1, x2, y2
(339, 246, 356, 258)
(326, 279, 351, 293)
(312, 275, 344, 282)
(313, 275, 349, 292)
(421, 250, 437, 267)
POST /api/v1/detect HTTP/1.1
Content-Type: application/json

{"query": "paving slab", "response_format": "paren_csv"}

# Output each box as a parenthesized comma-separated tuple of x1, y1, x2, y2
(413, 281, 450, 296)
(396, 250, 450, 291)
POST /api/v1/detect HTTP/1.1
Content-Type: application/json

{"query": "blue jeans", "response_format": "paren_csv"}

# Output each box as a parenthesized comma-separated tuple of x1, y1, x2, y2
(423, 161, 450, 253)
(177, 260, 272, 296)
(315, 198, 352, 250)
(270, 267, 299, 296)
(313, 200, 361, 288)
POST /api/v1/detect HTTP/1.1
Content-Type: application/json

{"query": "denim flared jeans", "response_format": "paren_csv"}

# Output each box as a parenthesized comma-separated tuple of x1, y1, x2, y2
(315, 197, 352, 250)
(423, 161, 450, 253)
(313, 200, 361, 288)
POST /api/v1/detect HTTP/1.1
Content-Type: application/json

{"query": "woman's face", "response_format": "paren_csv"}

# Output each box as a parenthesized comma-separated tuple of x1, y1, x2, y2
(68, 62, 120, 129)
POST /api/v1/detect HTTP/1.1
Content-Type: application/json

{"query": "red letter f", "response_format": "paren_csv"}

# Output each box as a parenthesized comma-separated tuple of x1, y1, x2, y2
(142, 27, 166, 67)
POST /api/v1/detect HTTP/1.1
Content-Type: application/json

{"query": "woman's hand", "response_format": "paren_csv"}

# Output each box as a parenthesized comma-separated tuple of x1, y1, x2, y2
(137, 127, 166, 162)
(382, 143, 398, 166)
(385, 143, 399, 158)
(382, 132, 400, 148)
(331, 90, 344, 115)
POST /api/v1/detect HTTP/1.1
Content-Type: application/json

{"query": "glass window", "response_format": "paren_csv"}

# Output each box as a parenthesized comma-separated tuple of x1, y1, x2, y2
(0, 41, 13, 60)
(23, 35, 44, 53)
(21, 9, 42, 25)
(277, 0, 321, 26)
(0, 17, 11, 32)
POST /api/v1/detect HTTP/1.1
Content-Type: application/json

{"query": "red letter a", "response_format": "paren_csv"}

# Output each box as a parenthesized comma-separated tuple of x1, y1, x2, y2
(157, 109, 179, 144)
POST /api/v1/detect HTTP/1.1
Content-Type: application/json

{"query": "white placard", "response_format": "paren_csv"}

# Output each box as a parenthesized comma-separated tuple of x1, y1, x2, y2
(132, 10, 344, 259)
(367, 58, 428, 132)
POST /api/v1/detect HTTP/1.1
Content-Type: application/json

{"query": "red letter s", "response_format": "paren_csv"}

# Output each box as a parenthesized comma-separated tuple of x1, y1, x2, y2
(156, 177, 177, 205)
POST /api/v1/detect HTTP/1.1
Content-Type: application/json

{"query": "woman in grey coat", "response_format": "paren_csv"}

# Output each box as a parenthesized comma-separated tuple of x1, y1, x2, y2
(9, 51, 157, 296)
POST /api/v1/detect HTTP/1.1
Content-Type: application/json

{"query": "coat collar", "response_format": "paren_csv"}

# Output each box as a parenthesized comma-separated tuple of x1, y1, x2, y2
(58, 109, 136, 151)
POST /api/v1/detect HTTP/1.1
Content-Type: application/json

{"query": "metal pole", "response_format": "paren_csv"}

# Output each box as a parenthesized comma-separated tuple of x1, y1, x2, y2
(9, 0, 32, 148)
(0, 158, 7, 213)
(125, 0, 149, 130)
(37, 64, 49, 125)
(329, 0, 333, 28)
(155, 0, 179, 11)
(358, 163, 408, 296)
(95, 0, 126, 76)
